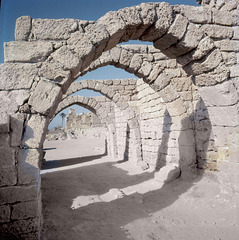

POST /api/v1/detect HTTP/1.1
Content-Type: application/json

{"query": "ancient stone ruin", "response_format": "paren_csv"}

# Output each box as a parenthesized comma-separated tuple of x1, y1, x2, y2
(0, 0, 239, 238)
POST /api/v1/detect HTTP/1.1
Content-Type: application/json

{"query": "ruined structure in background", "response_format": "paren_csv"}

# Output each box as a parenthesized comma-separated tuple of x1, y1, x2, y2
(0, 0, 238, 238)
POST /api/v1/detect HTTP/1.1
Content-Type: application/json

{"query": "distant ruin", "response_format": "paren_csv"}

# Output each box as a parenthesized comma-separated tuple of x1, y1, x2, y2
(0, 0, 238, 238)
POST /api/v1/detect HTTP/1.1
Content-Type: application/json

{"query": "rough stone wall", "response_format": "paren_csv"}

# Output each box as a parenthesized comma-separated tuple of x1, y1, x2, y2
(0, 1, 239, 238)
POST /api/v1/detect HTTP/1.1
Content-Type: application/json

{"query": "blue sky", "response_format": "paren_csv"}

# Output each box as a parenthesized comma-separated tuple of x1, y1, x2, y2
(0, 0, 198, 129)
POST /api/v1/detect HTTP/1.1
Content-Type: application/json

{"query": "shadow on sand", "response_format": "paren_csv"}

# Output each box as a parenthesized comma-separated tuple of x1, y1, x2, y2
(41, 99, 214, 240)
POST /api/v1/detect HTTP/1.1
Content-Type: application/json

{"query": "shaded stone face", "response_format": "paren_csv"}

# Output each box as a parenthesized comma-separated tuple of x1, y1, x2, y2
(0, 1, 239, 238)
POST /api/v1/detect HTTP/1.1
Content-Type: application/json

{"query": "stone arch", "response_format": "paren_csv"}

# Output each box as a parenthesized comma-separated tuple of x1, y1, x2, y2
(1, 2, 239, 238)
(53, 96, 117, 157)
(64, 47, 195, 173)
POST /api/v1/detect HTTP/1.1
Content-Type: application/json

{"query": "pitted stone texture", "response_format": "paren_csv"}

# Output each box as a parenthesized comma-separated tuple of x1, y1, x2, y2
(0, 184, 39, 205)
(0, 63, 38, 90)
(183, 48, 223, 75)
(4, 41, 53, 63)
(51, 45, 80, 71)
(154, 14, 189, 50)
(39, 59, 71, 87)
(12, 201, 39, 220)
(140, 2, 173, 42)
(0, 218, 40, 239)
(28, 79, 62, 116)
(15, 16, 32, 41)
(22, 114, 49, 148)
(161, 23, 204, 58)
(31, 18, 79, 40)
(174, 5, 212, 24)
(201, 24, 234, 39)
(0, 90, 30, 115)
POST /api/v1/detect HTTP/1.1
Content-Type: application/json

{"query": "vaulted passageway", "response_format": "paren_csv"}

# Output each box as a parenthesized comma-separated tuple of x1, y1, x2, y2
(0, 1, 238, 238)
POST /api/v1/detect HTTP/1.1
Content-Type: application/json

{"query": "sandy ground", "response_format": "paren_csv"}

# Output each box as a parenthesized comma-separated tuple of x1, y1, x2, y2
(41, 137, 239, 240)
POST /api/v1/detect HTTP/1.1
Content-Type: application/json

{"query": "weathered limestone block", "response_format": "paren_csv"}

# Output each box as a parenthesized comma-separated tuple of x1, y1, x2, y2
(200, 24, 234, 39)
(51, 45, 80, 71)
(152, 73, 171, 91)
(154, 14, 188, 50)
(183, 48, 223, 75)
(222, 52, 239, 66)
(0, 90, 30, 115)
(174, 5, 212, 24)
(28, 79, 62, 116)
(171, 77, 192, 92)
(193, 65, 229, 86)
(212, 9, 238, 26)
(0, 134, 16, 168)
(0, 218, 40, 238)
(31, 18, 79, 40)
(215, 39, 239, 52)
(0, 205, 11, 223)
(22, 114, 49, 148)
(83, 23, 110, 59)
(15, 16, 32, 41)
(232, 26, 239, 40)
(0, 167, 17, 187)
(127, 54, 143, 73)
(4, 41, 53, 63)
(207, 105, 238, 126)
(177, 37, 214, 66)
(162, 23, 204, 58)
(0, 184, 39, 205)
(118, 6, 144, 41)
(39, 59, 71, 87)
(98, 11, 126, 50)
(12, 201, 39, 220)
(116, 48, 133, 69)
(0, 113, 10, 133)
(167, 98, 187, 117)
(138, 61, 152, 77)
(140, 2, 173, 41)
(10, 114, 24, 147)
(18, 149, 41, 185)
(72, 37, 96, 72)
(0, 63, 38, 90)
(199, 81, 238, 107)
(154, 164, 181, 183)
(212, 126, 238, 150)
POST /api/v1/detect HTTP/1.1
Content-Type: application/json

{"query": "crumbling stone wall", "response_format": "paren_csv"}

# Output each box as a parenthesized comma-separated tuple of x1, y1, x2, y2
(0, 0, 238, 238)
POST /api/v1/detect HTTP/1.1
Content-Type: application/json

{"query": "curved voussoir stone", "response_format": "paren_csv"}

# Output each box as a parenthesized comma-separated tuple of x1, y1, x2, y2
(39, 58, 71, 90)
(154, 14, 189, 50)
(140, 2, 174, 42)
(51, 45, 81, 71)
(183, 48, 223, 76)
(28, 79, 62, 117)
(118, 6, 143, 41)
(98, 11, 126, 50)
(177, 36, 215, 66)
(161, 23, 204, 58)
(83, 23, 110, 60)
